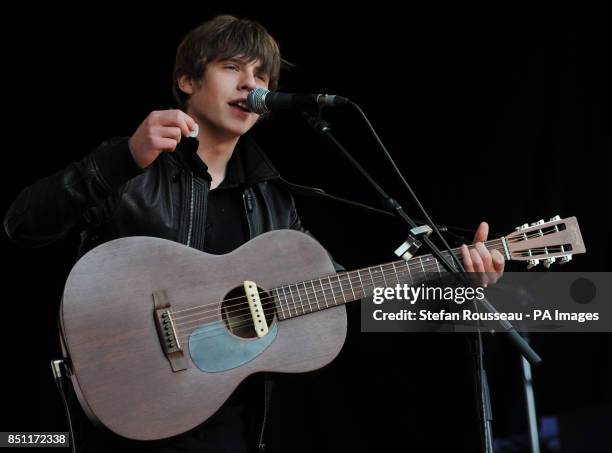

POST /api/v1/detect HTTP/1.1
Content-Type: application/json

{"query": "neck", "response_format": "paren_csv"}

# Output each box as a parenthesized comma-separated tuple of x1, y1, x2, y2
(273, 237, 510, 320)
(197, 141, 236, 190)
(187, 110, 240, 189)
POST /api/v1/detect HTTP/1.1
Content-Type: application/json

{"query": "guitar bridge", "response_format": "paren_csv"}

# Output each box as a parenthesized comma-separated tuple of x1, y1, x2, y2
(153, 290, 187, 372)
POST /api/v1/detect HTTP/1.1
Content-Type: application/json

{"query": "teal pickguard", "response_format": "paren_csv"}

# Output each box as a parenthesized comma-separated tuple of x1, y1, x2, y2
(188, 321, 278, 372)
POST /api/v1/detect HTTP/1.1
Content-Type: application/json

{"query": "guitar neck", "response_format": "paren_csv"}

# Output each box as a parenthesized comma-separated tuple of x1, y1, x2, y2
(273, 237, 509, 320)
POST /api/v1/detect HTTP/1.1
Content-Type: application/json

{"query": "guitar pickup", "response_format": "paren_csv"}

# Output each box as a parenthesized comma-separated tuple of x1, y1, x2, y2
(243, 281, 269, 338)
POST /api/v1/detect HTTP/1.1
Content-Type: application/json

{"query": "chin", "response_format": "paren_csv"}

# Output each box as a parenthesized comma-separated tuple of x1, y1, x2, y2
(224, 122, 255, 137)
(223, 126, 249, 138)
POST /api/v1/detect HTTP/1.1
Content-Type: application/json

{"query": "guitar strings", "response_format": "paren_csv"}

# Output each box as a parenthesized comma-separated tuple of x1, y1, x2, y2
(176, 244, 568, 344)
(175, 240, 564, 331)
(172, 240, 507, 327)
(171, 239, 505, 321)
(172, 237, 564, 327)
(178, 262, 446, 343)
(169, 229, 561, 320)
(173, 241, 566, 332)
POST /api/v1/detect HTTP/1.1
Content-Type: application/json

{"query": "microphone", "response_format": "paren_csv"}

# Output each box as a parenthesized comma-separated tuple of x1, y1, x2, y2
(247, 88, 350, 114)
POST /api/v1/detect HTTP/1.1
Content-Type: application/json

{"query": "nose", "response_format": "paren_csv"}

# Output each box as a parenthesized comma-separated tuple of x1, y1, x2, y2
(239, 69, 258, 92)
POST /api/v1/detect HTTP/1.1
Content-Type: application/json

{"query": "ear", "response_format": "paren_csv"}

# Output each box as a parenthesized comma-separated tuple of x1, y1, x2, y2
(177, 75, 195, 95)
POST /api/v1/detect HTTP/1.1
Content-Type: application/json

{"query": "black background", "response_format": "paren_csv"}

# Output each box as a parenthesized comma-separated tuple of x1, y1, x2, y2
(2, 6, 611, 452)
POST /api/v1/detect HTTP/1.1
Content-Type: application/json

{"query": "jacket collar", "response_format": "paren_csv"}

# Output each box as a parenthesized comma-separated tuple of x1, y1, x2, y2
(174, 133, 280, 188)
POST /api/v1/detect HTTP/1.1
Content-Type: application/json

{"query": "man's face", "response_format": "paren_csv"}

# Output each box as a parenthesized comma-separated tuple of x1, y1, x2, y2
(183, 57, 270, 139)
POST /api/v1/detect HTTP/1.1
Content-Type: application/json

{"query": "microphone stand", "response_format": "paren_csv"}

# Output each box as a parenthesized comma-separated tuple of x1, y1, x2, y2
(494, 282, 543, 453)
(302, 106, 542, 453)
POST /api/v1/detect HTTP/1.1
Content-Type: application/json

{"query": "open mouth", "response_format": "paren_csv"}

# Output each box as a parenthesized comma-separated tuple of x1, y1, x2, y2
(228, 100, 250, 113)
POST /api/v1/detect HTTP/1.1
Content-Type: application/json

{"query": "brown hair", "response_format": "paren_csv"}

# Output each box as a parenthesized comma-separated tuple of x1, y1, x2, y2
(172, 15, 286, 110)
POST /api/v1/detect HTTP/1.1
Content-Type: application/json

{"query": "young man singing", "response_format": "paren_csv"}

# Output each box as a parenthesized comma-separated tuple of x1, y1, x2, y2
(4, 14, 503, 452)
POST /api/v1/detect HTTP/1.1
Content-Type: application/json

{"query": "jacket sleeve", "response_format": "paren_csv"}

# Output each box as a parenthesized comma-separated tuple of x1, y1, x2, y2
(3, 137, 143, 248)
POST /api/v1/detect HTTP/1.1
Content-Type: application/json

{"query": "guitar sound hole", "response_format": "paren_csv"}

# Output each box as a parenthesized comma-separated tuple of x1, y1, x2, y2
(221, 286, 275, 339)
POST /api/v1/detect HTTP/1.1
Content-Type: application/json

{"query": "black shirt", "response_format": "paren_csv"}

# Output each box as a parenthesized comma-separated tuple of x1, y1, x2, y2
(203, 149, 249, 255)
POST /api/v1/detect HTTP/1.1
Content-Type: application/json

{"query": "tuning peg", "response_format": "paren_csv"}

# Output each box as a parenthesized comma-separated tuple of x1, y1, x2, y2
(543, 257, 556, 268)
(550, 215, 561, 222)
(531, 219, 545, 226)
(559, 255, 573, 264)
(527, 259, 540, 269)
(515, 223, 529, 231)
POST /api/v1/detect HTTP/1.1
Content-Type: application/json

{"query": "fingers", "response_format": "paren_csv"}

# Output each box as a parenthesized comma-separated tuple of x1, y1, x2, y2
(462, 244, 488, 287)
(491, 249, 505, 274)
(153, 137, 180, 153)
(158, 126, 183, 145)
(462, 227, 505, 287)
(181, 112, 197, 134)
(473, 221, 489, 243)
(155, 110, 197, 137)
(129, 110, 198, 169)
(475, 242, 492, 270)
(469, 247, 485, 273)
(461, 244, 474, 272)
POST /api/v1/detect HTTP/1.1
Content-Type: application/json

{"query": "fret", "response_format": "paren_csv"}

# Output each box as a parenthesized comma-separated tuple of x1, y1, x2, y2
(368, 267, 377, 294)
(380, 264, 389, 287)
(310, 280, 321, 311)
(310, 280, 318, 307)
(405, 259, 413, 283)
(288, 284, 299, 316)
(422, 255, 430, 274)
(328, 276, 337, 305)
(319, 277, 329, 308)
(390, 261, 400, 285)
(337, 274, 347, 303)
(281, 286, 292, 318)
(356, 270, 366, 299)
(300, 282, 310, 314)
(419, 256, 426, 275)
(348, 271, 357, 300)
(295, 283, 306, 315)
(274, 288, 286, 319)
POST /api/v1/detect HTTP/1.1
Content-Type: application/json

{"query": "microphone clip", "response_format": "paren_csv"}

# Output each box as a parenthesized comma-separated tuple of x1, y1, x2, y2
(394, 225, 433, 261)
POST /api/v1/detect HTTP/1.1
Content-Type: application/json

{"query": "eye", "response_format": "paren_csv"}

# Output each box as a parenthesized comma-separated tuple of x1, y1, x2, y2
(225, 64, 239, 71)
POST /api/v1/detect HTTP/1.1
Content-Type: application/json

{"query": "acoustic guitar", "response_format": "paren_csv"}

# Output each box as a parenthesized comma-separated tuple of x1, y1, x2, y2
(59, 215, 585, 440)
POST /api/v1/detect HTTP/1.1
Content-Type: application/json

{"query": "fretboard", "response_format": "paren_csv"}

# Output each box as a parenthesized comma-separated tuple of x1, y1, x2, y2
(272, 237, 508, 320)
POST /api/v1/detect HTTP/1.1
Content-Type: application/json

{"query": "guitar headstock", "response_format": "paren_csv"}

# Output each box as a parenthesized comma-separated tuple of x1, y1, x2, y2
(505, 215, 585, 269)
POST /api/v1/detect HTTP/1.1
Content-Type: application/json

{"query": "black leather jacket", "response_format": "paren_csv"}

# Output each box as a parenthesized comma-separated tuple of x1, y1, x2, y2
(4, 133, 343, 451)
(4, 134, 326, 261)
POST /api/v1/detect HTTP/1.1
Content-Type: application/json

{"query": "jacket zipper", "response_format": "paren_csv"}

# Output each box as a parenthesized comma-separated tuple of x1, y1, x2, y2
(242, 189, 253, 239)
(186, 172, 195, 247)
(257, 377, 272, 452)
(242, 188, 271, 452)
